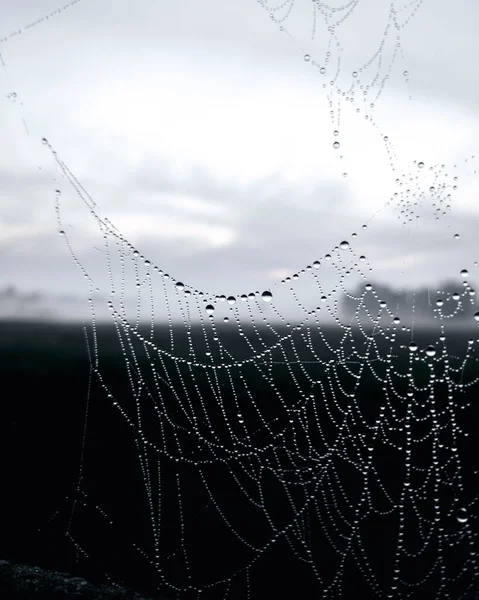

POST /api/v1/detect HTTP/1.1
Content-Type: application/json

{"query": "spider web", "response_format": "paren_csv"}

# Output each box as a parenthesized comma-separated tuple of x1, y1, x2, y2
(3, 1, 479, 599)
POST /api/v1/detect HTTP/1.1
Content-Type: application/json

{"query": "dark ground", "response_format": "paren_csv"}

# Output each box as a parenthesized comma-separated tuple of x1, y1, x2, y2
(1, 320, 478, 599)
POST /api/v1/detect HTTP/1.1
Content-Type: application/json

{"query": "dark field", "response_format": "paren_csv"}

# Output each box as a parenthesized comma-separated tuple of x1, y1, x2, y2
(1, 320, 478, 599)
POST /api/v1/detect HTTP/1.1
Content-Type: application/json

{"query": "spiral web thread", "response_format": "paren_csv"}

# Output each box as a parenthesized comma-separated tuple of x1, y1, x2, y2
(6, 0, 479, 598)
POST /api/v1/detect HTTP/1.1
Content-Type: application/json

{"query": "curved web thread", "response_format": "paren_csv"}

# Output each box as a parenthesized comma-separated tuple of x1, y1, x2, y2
(0, 0, 83, 46)
(29, 1, 479, 599)
(46, 158, 479, 599)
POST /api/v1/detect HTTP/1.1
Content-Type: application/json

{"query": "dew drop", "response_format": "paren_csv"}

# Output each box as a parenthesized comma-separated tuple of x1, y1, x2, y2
(205, 305, 215, 315)
(41, 137, 48, 145)
(261, 291, 273, 303)
(304, 54, 311, 62)
(409, 342, 418, 352)
(436, 298, 443, 307)
(175, 282, 185, 291)
(333, 141, 340, 149)
(453, 292, 460, 300)
(352, 71, 358, 78)
(227, 296, 236, 305)
(474, 312, 479, 322)
(460, 269, 469, 278)
(456, 508, 468, 524)
(365, 283, 372, 291)
(313, 261, 320, 269)
(320, 67, 326, 74)
(418, 162, 424, 169)
(454, 233, 460, 239)
(59, 230, 65, 235)
(425, 345, 436, 357)
(340, 241, 349, 250)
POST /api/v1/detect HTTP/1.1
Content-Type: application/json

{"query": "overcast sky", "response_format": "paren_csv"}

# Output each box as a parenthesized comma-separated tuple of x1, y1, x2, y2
(0, 0, 478, 323)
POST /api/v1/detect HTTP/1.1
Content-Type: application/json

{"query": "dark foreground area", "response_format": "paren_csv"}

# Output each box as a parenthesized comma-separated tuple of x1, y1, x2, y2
(0, 559, 167, 600)
(1, 319, 478, 599)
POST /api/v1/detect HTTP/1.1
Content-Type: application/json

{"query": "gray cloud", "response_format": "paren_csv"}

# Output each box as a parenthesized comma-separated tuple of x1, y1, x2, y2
(0, 0, 478, 322)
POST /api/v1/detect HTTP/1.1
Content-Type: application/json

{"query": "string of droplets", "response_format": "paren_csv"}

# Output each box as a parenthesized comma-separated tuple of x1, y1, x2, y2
(45, 131, 479, 598)
(0, 0, 83, 45)
(17, 1, 479, 598)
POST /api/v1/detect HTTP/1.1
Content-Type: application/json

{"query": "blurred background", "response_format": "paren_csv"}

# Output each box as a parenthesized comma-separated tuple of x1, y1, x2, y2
(1, 3, 479, 600)
(0, 0, 478, 323)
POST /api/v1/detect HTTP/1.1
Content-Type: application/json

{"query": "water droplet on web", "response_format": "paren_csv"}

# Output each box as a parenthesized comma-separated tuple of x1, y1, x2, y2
(409, 342, 418, 352)
(340, 241, 349, 250)
(313, 261, 320, 269)
(261, 291, 273, 302)
(41, 137, 48, 145)
(436, 298, 443, 307)
(333, 130, 339, 136)
(454, 233, 460, 239)
(205, 305, 215, 315)
(453, 292, 460, 300)
(352, 71, 358, 78)
(474, 312, 479, 322)
(227, 296, 236, 305)
(425, 346, 436, 357)
(365, 283, 372, 291)
(403, 70, 408, 77)
(175, 282, 185, 291)
(418, 162, 424, 169)
(456, 508, 468, 524)
(460, 269, 469, 278)
(304, 54, 310, 62)
(333, 141, 340, 149)
(59, 230, 65, 235)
